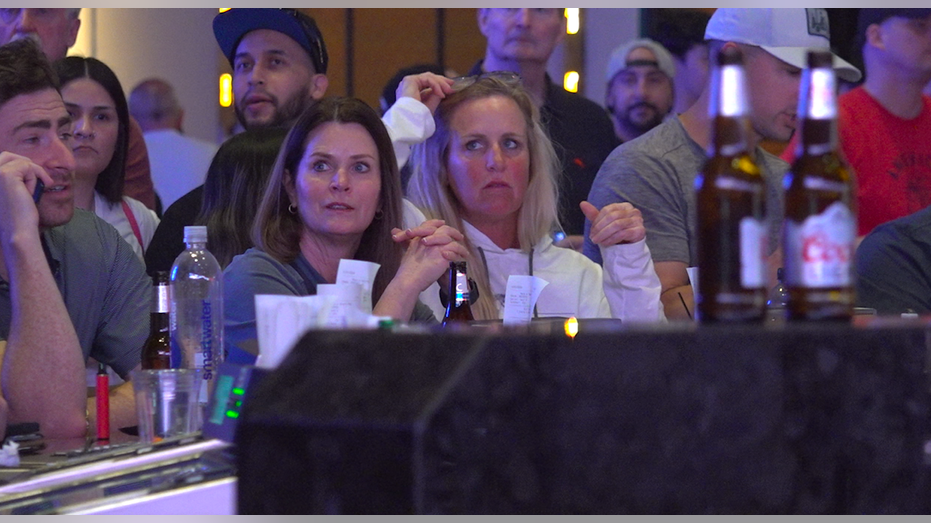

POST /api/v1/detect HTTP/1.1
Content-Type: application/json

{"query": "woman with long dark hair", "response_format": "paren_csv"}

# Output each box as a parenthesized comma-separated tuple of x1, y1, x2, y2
(223, 97, 467, 363)
(54, 57, 158, 259)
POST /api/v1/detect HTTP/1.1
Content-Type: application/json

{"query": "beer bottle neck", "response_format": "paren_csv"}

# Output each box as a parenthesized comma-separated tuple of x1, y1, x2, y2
(150, 311, 169, 333)
(154, 283, 169, 314)
(798, 67, 838, 154)
(448, 265, 470, 308)
(709, 64, 749, 155)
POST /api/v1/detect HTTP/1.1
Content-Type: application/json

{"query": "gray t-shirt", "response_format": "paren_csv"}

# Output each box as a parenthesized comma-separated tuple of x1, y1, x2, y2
(584, 117, 787, 267)
(0, 209, 150, 378)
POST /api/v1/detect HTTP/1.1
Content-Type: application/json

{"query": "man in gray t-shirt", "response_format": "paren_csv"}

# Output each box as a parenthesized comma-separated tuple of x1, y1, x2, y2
(0, 40, 149, 439)
(584, 8, 861, 320)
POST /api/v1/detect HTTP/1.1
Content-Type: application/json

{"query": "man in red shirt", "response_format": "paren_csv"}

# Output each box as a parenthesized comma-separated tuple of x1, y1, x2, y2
(784, 9, 931, 238)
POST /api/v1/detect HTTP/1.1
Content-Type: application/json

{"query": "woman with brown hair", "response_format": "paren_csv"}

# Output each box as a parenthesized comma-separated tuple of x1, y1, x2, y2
(223, 97, 467, 363)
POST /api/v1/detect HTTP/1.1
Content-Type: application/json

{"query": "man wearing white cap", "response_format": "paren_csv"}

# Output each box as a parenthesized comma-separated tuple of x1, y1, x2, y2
(605, 38, 676, 143)
(584, 8, 861, 320)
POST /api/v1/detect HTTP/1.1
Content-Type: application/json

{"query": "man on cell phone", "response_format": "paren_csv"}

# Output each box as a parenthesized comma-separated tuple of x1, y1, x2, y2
(0, 39, 150, 439)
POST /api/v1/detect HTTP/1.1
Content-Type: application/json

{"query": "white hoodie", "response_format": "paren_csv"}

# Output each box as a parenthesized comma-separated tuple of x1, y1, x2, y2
(414, 217, 666, 323)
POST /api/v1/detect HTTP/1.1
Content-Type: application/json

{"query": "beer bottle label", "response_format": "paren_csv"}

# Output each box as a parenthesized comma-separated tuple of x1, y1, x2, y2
(739, 216, 766, 288)
(784, 202, 855, 288)
(455, 271, 469, 306)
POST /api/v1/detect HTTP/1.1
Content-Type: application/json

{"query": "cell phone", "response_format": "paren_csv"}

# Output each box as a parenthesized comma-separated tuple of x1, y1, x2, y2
(32, 179, 44, 204)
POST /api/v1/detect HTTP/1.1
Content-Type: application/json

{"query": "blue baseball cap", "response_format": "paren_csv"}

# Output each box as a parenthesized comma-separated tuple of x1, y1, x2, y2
(213, 8, 328, 75)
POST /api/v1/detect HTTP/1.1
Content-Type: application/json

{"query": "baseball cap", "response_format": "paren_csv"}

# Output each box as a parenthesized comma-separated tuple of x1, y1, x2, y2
(213, 8, 328, 75)
(605, 38, 676, 84)
(705, 8, 862, 83)
(857, 8, 931, 40)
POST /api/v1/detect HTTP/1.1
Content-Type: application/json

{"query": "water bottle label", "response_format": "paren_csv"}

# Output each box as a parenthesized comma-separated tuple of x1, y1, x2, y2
(194, 351, 210, 404)
(784, 202, 855, 288)
(739, 216, 766, 288)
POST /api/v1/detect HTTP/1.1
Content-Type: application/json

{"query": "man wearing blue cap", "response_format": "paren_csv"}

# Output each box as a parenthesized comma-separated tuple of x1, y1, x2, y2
(212, 8, 450, 156)
(147, 9, 450, 274)
(584, 8, 862, 320)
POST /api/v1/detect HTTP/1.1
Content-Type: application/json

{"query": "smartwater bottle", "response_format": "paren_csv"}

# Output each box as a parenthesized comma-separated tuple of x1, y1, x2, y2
(170, 226, 224, 414)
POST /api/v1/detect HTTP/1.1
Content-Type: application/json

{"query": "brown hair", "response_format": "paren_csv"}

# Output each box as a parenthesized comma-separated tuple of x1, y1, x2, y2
(252, 97, 403, 304)
(0, 39, 59, 109)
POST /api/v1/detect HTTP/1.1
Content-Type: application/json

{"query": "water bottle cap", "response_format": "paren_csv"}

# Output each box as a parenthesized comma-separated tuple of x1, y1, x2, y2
(183, 226, 207, 244)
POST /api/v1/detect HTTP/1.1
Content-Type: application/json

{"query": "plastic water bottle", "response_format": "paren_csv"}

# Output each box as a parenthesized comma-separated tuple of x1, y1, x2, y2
(170, 226, 224, 412)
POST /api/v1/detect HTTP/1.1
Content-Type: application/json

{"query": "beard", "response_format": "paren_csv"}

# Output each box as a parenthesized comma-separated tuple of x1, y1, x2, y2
(235, 89, 314, 131)
(617, 101, 667, 136)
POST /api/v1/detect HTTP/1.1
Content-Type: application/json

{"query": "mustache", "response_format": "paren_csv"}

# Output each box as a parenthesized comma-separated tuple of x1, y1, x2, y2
(624, 101, 661, 115)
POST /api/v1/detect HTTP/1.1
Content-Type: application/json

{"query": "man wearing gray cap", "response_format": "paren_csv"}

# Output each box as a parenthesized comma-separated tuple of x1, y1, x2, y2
(605, 38, 676, 143)
(584, 8, 861, 320)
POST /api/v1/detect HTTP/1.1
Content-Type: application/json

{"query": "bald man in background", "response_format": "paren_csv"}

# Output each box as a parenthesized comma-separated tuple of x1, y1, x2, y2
(130, 78, 218, 210)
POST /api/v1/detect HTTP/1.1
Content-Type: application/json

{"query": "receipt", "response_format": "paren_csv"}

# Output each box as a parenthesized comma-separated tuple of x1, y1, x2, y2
(503, 275, 549, 325)
(336, 259, 381, 313)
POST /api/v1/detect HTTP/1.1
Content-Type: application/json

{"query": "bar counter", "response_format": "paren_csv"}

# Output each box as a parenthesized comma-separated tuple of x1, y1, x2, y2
(236, 318, 931, 514)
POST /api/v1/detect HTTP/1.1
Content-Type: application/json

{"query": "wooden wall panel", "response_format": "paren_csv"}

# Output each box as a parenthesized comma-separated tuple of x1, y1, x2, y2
(300, 8, 348, 98)
(442, 9, 486, 78)
(353, 9, 438, 109)
(223, 8, 491, 125)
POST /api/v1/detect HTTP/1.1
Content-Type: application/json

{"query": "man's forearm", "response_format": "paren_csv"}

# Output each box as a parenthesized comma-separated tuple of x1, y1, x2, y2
(661, 284, 695, 321)
(1, 236, 86, 438)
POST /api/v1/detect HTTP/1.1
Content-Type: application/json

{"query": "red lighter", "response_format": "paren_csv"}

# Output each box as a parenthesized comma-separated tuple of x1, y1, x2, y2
(96, 363, 110, 441)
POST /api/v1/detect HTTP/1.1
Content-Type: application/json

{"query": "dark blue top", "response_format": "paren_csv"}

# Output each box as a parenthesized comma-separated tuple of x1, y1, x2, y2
(855, 205, 931, 314)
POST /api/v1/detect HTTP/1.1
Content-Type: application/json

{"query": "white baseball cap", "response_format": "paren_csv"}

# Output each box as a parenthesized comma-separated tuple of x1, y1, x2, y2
(705, 8, 862, 83)
(605, 38, 676, 84)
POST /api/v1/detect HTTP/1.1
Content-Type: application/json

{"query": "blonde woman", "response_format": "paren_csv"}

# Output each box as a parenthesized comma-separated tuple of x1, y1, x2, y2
(405, 75, 664, 322)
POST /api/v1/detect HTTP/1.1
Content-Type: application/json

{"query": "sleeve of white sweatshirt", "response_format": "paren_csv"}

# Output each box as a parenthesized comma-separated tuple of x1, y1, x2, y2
(381, 97, 435, 169)
(600, 239, 667, 323)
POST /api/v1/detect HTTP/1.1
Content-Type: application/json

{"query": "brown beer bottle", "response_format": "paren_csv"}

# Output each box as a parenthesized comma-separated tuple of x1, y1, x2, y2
(442, 261, 474, 326)
(783, 50, 856, 321)
(141, 271, 171, 369)
(695, 46, 767, 323)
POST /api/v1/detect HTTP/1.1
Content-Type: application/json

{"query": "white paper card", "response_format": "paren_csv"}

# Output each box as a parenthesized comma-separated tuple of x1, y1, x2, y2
(254, 294, 334, 369)
(503, 275, 549, 325)
(687, 267, 699, 301)
(317, 283, 365, 328)
(336, 259, 381, 314)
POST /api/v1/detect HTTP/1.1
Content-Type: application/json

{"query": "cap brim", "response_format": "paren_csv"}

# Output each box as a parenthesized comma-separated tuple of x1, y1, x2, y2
(761, 45, 862, 83)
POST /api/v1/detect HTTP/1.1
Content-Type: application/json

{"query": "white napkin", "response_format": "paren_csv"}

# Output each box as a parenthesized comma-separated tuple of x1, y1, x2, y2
(254, 294, 334, 369)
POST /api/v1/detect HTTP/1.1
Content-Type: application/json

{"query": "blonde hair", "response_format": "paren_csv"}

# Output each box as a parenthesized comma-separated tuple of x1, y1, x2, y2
(406, 76, 561, 320)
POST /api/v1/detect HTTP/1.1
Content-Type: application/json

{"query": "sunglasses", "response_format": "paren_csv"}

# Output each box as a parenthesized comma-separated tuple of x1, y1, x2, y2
(450, 71, 522, 91)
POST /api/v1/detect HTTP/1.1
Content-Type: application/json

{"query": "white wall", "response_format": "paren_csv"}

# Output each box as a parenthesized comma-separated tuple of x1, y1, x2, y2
(73, 8, 222, 145)
(584, 8, 640, 109)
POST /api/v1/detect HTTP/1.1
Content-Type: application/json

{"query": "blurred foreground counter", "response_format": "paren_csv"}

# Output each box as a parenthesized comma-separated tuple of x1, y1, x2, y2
(237, 319, 931, 514)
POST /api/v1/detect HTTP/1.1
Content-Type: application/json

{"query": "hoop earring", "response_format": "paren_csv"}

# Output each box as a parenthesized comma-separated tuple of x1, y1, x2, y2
(374, 209, 384, 220)
(288, 204, 297, 215)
